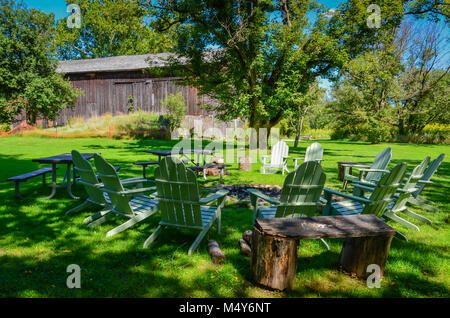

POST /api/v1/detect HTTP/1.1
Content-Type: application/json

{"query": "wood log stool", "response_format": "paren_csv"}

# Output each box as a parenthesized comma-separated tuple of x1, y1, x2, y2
(251, 215, 396, 291)
(238, 156, 252, 171)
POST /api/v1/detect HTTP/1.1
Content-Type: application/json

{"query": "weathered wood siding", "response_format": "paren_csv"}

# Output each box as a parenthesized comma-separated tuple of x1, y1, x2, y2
(56, 71, 206, 124)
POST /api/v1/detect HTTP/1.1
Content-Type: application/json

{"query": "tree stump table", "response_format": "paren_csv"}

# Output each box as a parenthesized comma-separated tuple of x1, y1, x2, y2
(337, 162, 370, 182)
(251, 215, 396, 291)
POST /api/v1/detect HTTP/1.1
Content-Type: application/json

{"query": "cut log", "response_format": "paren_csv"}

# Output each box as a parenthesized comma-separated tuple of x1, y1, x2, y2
(239, 238, 252, 256)
(250, 226, 299, 291)
(339, 235, 394, 279)
(243, 230, 253, 245)
(207, 240, 226, 264)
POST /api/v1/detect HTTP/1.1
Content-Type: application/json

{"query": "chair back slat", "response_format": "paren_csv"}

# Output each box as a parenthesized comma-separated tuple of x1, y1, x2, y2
(94, 154, 133, 215)
(72, 150, 107, 205)
(155, 157, 202, 227)
(364, 162, 407, 216)
(366, 147, 392, 183)
(413, 153, 445, 197)
(391, 156, 430, 212)
(270, 141, 289, 166)
(304, 143, 324, 162)
(276, 161, 326, 218)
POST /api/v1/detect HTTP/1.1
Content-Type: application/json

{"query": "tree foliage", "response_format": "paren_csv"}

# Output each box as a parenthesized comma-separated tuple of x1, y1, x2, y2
(328, 18, 449, 143)
(0, 0, 80, 125)
(54, 0, 176, 60)
(145, 0, 406, 132)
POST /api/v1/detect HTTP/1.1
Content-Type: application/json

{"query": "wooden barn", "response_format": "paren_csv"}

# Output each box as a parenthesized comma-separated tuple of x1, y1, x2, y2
(54, 53, 211, 126)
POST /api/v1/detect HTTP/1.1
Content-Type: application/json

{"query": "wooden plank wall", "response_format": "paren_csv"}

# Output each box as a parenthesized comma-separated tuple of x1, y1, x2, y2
(56, 71, 206, 125)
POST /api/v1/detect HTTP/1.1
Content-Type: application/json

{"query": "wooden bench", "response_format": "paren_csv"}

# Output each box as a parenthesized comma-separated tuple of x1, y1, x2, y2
(133, 161, 159, 179)
(7, 167, 57, 199)
(251, 215, 396, 291)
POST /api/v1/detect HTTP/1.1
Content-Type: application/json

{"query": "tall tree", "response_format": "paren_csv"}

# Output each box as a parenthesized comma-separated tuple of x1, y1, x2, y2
(144, 0, 405, 135)
(0, 0, 79, 125)
(55, 0, 176, 60)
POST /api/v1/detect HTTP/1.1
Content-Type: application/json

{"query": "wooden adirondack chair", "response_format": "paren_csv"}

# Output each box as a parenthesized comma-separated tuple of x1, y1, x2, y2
(143, 156, 229, 255)
(248, 161, 329, 249)
(352, 156, 431, 231)
(261, 141, 290, 175)
(65, 150, 148, 215)
(324, 162, 408, 240)
(383, 156, 431, 231)
(87, 154, 159, 238)
(293, 142, 324, 169)
(408, 153, 445, 212)
(343, 147, 392, 192)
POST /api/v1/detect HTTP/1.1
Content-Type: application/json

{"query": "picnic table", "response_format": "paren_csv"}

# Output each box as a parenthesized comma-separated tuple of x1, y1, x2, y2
(32, 153, 95, 199)
(144, 149, 215, 166)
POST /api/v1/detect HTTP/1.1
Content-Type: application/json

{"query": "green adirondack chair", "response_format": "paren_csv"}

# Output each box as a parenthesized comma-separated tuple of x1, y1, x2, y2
(342, 147, 392, 191)
(65, 150, 148, 215)
(324, 162, 408, 240)
(143, 156, 229, 255)
(408, 153, 445, 212)
(293, 142, 324, 169)
(383, 156, 431, 231)
(248, 161, 329, 249)
(87, 154, 159, 238)
(352, 156, 431, 231)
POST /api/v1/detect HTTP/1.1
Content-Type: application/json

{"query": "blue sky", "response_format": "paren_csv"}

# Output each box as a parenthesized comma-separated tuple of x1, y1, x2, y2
(24, 0, 343, 20)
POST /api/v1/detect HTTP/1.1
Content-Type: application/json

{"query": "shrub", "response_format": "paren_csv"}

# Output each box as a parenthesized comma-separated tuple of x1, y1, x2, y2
(161, 92, 187, 134)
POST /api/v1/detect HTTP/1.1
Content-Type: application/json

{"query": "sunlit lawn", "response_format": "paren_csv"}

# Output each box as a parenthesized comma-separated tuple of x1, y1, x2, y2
(0, 136, 448, 297)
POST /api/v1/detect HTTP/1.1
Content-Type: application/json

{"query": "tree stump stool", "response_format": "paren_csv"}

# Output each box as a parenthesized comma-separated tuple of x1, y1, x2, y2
(251, 215, 396, 291)
(238, 156, 252, 171)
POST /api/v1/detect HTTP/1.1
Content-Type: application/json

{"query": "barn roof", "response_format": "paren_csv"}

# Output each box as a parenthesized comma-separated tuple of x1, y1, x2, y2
(56, 50, 223, 74)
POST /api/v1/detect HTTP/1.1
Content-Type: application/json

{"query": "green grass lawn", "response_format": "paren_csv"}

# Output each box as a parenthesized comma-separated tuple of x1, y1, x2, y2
(0, 136, 448, 298)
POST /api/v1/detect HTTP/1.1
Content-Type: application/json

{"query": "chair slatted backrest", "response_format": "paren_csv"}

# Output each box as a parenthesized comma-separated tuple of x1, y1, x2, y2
(94, 154, 134, 215)
(275, 161, 326, 218)
(72, 150, 107, 205)
(362, 162, 408, 217)
(305, 143, 324, 162)
(391, 156, 430, 212)
(271, 141, 289, 166)
(366, 147, 392, 183)
(413, 153, 445, 197)
(155, 156, 203, 228)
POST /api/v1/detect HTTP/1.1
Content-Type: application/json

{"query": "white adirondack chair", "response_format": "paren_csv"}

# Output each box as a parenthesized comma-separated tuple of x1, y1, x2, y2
(293, 142, 324, 169)
(261, 141, 290, 175)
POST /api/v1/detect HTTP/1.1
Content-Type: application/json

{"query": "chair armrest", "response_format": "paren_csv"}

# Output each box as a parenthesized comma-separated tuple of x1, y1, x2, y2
(100, 186, 157, 196)
(352, 183, 376, 193)
(199, 190, 229, 205)
(78, 179, 103, 188)
(352, 180, 377, 187)
(121, 177, 154, 186)
(247, 188, 280, 205)
(319, 198, 327, 206)
(357, 168, 390, 173)
(397, 187, 418, 194)
(340, 163, 371, 168)
(323, 187, 372, 204)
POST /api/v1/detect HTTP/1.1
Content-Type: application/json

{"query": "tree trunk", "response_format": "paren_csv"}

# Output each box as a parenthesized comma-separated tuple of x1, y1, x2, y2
(294, 116, 304, 148)
(251, 226, 299, 291)
(339, 234, 394, 279)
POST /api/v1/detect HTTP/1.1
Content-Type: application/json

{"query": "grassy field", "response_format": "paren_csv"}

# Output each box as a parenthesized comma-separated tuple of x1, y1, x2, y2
(0, 136, 448, 298)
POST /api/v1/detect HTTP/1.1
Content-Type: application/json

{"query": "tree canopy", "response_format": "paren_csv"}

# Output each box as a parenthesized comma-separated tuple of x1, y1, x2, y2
(0, 0, 79, 125)
(55, 0, 176, 60)
(144, 0, 407, 133)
